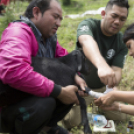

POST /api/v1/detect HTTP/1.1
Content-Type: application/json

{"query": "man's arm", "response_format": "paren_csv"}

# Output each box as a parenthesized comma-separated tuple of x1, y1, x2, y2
(95, 90, 134, 115)
(95, 90, 134, 106)
(55, 41, 68, 57)
(0, 26, 79, 105)
(78, 34, 116, 87)
(99, 102, 134, 115)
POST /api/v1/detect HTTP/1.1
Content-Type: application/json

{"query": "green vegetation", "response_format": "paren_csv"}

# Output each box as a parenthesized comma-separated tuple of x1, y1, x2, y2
(0, 0, 134, 133)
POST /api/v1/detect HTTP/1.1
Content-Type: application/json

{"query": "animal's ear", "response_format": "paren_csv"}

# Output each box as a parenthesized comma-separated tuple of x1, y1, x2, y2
(77, 50, 83, 71)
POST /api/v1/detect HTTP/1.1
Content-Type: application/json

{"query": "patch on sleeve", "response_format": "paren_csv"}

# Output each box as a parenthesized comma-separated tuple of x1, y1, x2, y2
(80, 25, 89, 32)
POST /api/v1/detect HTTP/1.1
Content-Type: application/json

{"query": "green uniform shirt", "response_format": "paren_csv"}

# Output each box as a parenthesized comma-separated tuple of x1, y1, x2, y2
(76, 18, 128, 89)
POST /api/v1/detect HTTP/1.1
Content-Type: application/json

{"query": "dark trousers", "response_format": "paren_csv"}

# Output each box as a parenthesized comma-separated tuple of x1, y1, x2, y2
(0, 96, 73, 134)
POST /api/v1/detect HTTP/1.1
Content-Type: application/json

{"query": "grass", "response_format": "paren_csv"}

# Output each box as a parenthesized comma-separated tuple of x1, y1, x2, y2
(0, 0, 134, 133)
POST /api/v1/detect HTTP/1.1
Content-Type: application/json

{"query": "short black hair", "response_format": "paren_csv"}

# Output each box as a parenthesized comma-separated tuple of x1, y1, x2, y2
(123, 23, 134, 43)
(24, 0, 60, 19)
(106, 0, 129, 14)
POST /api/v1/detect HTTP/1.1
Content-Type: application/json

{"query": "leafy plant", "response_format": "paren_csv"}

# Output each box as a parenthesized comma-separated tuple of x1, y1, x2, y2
(0, 1, 29, 39)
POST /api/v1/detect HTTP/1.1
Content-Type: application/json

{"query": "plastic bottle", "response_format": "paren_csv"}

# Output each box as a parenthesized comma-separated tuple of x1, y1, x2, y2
(127, 121, 133, 133)
(87, 113, 107, 127)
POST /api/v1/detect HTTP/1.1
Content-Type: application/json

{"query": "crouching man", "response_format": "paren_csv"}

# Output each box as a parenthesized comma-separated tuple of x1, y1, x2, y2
(62, 0, 129, 130)
(0, 0, 87, 134)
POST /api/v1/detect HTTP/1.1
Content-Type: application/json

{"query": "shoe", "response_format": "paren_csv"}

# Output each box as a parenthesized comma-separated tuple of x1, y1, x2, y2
(47, 125, 71, 134)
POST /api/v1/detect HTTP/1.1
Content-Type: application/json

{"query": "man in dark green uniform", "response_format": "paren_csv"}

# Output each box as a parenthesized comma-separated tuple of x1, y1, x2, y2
(77, 18, 127, 89)
(62, 0, 129, 129)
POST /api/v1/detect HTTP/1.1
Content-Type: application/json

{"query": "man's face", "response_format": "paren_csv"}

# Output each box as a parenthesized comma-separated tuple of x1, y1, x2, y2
(101, 5, 128, 36)
(35, 0, 62, 39)
(126, 39, 134, 58)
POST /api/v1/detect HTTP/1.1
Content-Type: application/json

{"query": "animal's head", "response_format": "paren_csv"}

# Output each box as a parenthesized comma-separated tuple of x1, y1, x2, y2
(58, 49, 90, 75)
(74, 49, 90, 75)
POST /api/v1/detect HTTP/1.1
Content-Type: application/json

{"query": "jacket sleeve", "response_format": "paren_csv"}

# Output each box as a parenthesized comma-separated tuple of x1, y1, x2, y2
(0, 23, 55, 97)
(55, 41, 68, 57)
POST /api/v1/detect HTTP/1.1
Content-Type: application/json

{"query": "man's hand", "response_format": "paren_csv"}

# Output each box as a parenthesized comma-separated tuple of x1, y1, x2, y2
(74, 74, 88, 97)
(98, 65, 116, 88)
(94, 90, 116, 106)
(99, 102, 119, 111)
(57, 85, 79, 105)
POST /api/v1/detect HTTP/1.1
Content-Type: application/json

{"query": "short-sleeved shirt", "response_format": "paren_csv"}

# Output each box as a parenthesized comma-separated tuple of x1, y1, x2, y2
(76, 18, 128, 89)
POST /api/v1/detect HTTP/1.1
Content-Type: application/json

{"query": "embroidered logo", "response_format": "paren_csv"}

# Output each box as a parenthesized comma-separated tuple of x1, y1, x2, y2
(106, 49, 115, 59)
(80, 25, 89, 32)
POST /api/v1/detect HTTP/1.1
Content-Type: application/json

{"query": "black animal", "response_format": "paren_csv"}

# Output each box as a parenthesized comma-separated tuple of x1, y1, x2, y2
(0, 50, 92, 134)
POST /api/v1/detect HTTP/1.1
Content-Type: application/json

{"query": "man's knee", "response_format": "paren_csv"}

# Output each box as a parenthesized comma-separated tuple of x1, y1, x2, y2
(15, 97, 57, 134)
(98, 108, 128, 121)
(62, 105, 81, 129)
(39, 97, 56, 112)
(1, 97, 57, 134)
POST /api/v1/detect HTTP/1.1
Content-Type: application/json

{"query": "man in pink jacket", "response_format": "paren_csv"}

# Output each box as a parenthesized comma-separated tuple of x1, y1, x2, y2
(0, 0, 10, 14)
(0, 0, 10, 5)
(0, 0, 87, 134)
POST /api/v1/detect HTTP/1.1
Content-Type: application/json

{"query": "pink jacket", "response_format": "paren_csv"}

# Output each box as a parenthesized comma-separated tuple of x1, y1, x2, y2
(0, 22, 68, 97)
